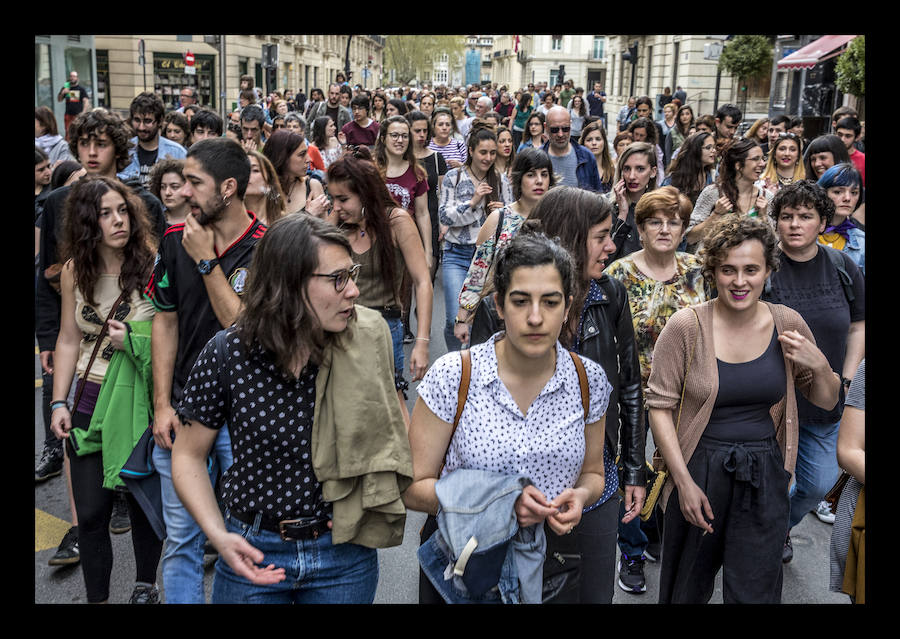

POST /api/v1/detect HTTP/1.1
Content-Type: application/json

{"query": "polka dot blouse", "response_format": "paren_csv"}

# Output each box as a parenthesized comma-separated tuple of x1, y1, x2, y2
(417, 334, 612, 501)
(177, 328, 330, 521)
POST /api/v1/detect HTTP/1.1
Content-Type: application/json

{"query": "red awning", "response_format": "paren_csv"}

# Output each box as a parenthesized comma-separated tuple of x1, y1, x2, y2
(777, 35, 857, 70)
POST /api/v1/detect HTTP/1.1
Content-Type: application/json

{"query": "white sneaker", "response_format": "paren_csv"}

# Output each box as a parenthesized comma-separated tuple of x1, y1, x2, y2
(815, 500, 835, 524)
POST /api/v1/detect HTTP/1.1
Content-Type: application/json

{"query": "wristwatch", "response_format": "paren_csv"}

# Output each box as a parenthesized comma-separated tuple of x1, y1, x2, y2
(841, 376, 852, 390)
(197, 258, 220, 275)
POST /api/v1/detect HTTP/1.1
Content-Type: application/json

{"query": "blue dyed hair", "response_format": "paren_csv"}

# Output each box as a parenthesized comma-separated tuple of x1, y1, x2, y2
(818, 162, 862, 190)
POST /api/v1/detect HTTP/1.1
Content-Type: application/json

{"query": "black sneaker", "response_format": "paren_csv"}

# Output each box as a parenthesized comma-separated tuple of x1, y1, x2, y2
(644, 542, 661, 563)
(35, 445, 64, 483)
(109, 491, 131, 534)
(403, 330, 415, 344)
(782, 534, 794, 563)
(617, 554, 647, 593)
(48, 526, 79, 566)
(129, 583, 160, 604)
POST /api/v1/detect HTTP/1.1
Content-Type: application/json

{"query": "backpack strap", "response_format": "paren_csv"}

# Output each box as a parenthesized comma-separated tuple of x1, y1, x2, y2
(568, 351, 590, 421)
(821, 244, 856, 304)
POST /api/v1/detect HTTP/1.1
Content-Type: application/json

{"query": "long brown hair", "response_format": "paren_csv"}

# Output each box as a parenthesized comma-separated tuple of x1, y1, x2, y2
(235, 214, 352, 375)
(528, 186, 613, 345)
(327, 146, 402, 297)
(374, 115, 426, 182)
(60, 176, 155, 306)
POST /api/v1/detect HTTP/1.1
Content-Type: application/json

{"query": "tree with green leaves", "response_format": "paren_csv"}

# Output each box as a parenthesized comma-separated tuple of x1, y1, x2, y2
(384, 35, 465, 86)
(835, 36, 864, 98)
(718, 35, 773, 112)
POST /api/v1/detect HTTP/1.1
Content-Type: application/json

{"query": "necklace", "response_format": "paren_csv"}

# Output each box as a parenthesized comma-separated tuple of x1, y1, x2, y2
(776, 172, 794, 185)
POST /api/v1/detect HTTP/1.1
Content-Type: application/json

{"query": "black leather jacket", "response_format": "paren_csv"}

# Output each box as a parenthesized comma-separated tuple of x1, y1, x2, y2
(470, 276, 646, 486)
(575, 276, 646, 487)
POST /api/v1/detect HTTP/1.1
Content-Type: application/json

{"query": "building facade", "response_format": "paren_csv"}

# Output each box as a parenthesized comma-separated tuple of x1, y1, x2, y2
(37, 35, 385, 122)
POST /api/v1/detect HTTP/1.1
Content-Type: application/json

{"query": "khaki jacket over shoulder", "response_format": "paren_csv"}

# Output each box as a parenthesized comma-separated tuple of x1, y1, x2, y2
(312, 305, 414, 548)
(645, 300, 817, 511)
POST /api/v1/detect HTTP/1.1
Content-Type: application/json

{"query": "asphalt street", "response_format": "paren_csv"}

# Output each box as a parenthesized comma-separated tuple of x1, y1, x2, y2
(34, 272, 849, 604)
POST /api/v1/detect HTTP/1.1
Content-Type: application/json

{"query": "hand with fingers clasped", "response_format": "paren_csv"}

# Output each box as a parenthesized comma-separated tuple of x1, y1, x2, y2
(515, 484, 589, 535)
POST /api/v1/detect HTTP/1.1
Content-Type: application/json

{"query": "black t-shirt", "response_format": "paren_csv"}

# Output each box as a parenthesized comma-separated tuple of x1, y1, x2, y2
(177, 328, 330, 520)
(144, 212, 267, 403)
(763, 246, 865, 423)
(325, 104, 340, 125)
(135, 145, 159, 187)
(62, 83, 90, 115)
(422, 150, 448, 254)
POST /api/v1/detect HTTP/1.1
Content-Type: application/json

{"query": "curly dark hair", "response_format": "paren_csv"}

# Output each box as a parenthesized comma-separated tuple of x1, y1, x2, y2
(67, 109, 133, 172)
(147, 158, 184, 201)
(60, 176, 156, 306)
(769, 179, 835, 227)
(129, 91, 165, 124)
(698, 214, 779, 285)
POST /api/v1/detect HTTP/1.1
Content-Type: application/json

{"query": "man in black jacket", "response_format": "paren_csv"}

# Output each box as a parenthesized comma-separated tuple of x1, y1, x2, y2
(36, 109, 167, 563)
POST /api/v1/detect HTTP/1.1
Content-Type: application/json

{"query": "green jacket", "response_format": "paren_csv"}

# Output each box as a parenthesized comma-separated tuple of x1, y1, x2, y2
(311, 306, 414, 549)
(71, 320, 154, 490)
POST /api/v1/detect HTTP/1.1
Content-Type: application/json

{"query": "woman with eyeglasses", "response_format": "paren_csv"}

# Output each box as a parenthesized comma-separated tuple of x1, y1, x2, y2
(171, 213, 413, 604)
(517, 112, 547, 153)
(662, 132, 717, 207)
(685, 138, 772, 251)
(375, 115, 434, 343)
(604, 186, 711, 594)
(761, 132, 805, 194)
(439, 121, 513, 352)
(325, 147, 433, 422)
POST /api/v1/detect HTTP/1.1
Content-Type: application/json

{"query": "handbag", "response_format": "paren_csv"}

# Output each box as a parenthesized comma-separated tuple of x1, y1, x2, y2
(641, 308, 700, 518)
(429, 349, 589, 603)
(69, 288, 128, 453)
(615, 457, 659, 522)
(468, 209, 507, 347)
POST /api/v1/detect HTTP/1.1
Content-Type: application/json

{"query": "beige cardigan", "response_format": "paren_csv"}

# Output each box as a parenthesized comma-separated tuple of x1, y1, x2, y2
(645, 300, 817, 511)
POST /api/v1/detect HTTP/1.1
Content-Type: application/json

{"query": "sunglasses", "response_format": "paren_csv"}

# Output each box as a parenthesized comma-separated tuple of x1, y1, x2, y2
(312, 264, 361, 292)
(549, 126, 571, 134)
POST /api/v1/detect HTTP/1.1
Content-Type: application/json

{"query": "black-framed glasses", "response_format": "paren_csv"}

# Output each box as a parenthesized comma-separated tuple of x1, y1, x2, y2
(549, 126, 571, 134)
(312, 264, 361, 292)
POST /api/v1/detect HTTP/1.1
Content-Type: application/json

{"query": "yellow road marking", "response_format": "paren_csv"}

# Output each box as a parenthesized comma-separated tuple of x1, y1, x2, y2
(35, 509, 72, 552)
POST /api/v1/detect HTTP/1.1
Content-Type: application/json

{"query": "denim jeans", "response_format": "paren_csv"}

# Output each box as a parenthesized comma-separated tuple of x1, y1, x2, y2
(787, 419, 842, 530)
(441, 242, 476, 352)
(153, 425, 233, 603)
(212, 513, 378, 604)
(385, 315, 404, 375)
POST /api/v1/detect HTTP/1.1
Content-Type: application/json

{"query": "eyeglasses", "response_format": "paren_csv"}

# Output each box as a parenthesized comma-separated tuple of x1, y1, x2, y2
(388, 132, 410, 140)
(549, 126, 571, 134)
(312, 264, 361, 292)
(643, 218, 683, 230)
(777, 132, 800, 140)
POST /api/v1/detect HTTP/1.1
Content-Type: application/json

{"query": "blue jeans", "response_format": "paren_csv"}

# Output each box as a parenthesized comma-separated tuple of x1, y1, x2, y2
(212, 513, 378, 604)
(385, 315, 404, 375)
(441, 242, 476, 352)
(153, 425, 233, 603)
(787, 419, 841, 530)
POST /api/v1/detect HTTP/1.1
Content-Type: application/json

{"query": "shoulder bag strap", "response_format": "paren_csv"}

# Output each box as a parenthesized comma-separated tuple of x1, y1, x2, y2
(674, 309, 700, 433)
(72, 288, 128, 410)
(568, 351, 589, 421)
(439, 349, 472, 477)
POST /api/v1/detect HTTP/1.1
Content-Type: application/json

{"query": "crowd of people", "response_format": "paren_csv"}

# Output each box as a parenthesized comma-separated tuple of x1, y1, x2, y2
(35, 74, 865, 605)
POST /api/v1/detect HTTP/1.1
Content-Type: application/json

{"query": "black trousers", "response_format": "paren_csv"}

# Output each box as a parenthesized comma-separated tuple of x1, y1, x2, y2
(658, 435, 791, 604)
(67, 411, 162, 603)
(574, 496, 619, 604)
